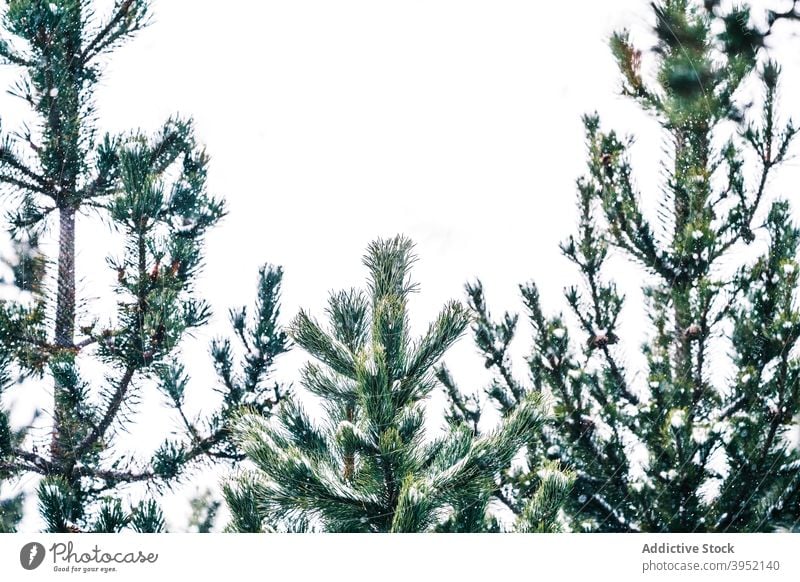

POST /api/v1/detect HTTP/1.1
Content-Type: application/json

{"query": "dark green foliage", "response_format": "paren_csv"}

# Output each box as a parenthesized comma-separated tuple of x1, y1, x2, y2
(92, 498, 130, 533)
(130, 499, 165, 533)
(224, 477, 269, 533)
(0, 410, 11, 457)
(210, 265, 290, 424)
(100, 118, 224, 370)
(227, 237, 570, 532)
(145, 264, 291, 482)
(452, 1, 800, 532)
(35, 476, 165, 533)
(0, 492, 23, 532)
(0, 294, 48, 374)
(37, 477, 81, 533)
(438, 283, 575, 533)
(715, 201, 800, 531)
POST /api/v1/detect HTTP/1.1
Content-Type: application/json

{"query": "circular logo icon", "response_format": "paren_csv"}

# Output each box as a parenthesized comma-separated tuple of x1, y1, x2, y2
(20, 542, 46, 570)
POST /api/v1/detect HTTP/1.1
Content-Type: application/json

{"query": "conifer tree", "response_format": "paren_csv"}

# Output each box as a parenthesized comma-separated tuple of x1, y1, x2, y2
(452, 0, 800, 532)
(0, 0, 287, 532)
(226, 236, 571, 532)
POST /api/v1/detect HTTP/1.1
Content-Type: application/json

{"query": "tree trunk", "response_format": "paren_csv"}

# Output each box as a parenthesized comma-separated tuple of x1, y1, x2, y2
(52, 207, 76, 470)
(55, 208, 76, 347)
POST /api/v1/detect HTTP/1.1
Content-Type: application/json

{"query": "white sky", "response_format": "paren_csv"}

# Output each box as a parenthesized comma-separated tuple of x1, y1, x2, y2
(2, 0, 800, 531)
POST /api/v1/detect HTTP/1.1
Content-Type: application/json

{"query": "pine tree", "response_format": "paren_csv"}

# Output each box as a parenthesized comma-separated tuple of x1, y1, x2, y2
(226, 236, 571, 532)
(453, 1, 800, 532)
(0, 0, 288, 532)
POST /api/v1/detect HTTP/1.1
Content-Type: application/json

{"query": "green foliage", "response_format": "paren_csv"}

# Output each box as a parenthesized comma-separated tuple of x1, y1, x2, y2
(101, 118, 224, 369)
(209, 265, 290, 425)
(515, 461, 575, 533)
(0, 298, 48, 374)
(452, 1, 800, 532)
(37, 476, 165, 533)
(0, 410, 11, 457)
(439, 282, 575, 531)
(0, 492, 23, 532)
(130, 499, 165, 533)
(92, 498, 130, 533)
(37, 477, 81, 533)
(0, 0, 288, 531)
(149, 264, 291, 481)
(227, 237, 565, 532)
(716, 201, 800, 530)
(223, 476, 269, 533)
(187, 489, 221, 533)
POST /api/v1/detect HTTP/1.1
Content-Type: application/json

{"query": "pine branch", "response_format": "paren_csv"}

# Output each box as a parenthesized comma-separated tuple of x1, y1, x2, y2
(0, 38, 31, 67)
(12, 447, 51, 469)
(72, 366, 136, 461)
(290, 311, 357, 379)
(80, 0, 150, 65)
(0, 459, 40, 475)
(0, 174, 51, 197)
(74, 465, 154, 485)
(404, 300, 469, 386)
(755, 356, 790, 473)
(0, 145, 47, 188)
(466, 280, 525, 404)
(436, 364, 481, 433)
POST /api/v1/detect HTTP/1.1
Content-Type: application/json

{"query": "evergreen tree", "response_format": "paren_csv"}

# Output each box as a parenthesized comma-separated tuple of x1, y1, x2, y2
(226, 236, 572, 532)
(0, 0, 288, 532)
(452, 0, 800, 532)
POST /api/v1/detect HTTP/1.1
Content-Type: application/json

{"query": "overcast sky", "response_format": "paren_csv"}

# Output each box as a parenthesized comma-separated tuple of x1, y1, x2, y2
(2, 0, 800, 531)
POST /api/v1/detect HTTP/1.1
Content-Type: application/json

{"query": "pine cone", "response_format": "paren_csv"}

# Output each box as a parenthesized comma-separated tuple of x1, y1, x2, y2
(682, 323, 702, 341)
(601, 152, 614, 177)
(587, 331, 619, 350)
